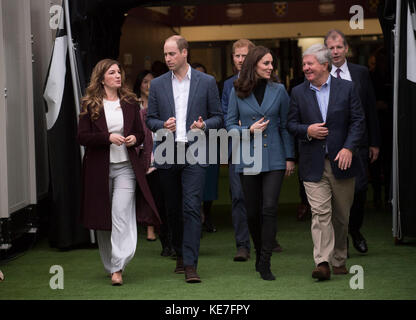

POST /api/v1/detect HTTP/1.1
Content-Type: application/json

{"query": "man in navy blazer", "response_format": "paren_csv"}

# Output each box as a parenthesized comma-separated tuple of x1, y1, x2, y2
(146, 35, 223, 283)
(287, 44, 365, 281)
(325, 29, 381, 254)
(221, 39, 254, 262)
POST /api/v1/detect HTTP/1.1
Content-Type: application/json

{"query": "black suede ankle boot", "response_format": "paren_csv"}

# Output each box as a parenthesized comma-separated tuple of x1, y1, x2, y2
(257, 251, 275, 281)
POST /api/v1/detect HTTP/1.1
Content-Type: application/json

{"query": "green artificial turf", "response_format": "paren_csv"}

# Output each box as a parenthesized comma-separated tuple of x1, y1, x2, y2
(0, 200, 415, 300)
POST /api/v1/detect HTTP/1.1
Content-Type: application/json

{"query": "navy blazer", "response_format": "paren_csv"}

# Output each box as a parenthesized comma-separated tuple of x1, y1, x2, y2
(226, 81, 294, 173)
(347, 62, 381, 148)
(221, 74, 238, 121)
(146, 68, 223, 168)
(287, 76, 365, 182)
(222, 74, 238, 159)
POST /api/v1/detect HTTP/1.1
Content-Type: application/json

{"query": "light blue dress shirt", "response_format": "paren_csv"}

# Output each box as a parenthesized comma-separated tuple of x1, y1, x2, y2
(309, 75, 331, 153)
(309, 75, 331, 122)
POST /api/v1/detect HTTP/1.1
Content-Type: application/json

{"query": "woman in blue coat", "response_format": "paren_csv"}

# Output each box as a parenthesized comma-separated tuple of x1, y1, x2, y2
(226, 46, 295, 280)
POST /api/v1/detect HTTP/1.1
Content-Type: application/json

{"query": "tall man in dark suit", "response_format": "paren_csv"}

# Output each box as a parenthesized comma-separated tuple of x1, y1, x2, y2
(146, 35, 223, 283)
(222, 39, 255, 261)
(325, 29, 381, 254)
(287, 44, 365, 281)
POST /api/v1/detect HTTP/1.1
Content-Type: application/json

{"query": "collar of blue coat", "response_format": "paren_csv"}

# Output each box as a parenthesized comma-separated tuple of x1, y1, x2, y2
(242, 81, 284, 115)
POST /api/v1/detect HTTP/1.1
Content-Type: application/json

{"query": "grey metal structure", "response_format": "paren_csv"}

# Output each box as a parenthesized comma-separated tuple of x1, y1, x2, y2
(0, 0, 56, 249)
(0, 0, 37, 219)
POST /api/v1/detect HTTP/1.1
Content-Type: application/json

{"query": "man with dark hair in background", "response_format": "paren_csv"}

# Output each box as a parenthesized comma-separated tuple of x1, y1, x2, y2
(221, 39, 254, 262)
(325, 29, 381, 255)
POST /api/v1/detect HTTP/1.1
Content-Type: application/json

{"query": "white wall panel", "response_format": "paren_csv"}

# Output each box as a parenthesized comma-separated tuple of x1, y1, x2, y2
(0, 0, 37, 217)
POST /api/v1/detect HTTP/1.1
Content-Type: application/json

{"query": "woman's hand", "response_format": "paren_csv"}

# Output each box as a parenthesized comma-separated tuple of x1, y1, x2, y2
(285, 161, 295, 177)
(125, 135, 137, 147)
(250, 117, 270, 133)
(109, 133, 125, 146)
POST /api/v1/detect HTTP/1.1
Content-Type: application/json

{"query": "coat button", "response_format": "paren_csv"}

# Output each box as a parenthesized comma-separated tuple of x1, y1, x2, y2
(264, 134, 267, 137)
(264, 143, 267, 147)
(252, 116, 256, 120)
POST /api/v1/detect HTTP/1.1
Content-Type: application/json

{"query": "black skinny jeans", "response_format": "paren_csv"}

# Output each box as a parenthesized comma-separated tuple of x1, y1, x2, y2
(240, 170, 285, 255)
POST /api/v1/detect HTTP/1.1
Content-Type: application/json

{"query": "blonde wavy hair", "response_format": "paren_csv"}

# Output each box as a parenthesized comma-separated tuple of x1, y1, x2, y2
(80, 59, 138, 121)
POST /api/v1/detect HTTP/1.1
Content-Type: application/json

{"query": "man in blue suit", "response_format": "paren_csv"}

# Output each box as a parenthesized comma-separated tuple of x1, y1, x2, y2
(287, 44, 365, 281)
(222, 39, 255, 262)
(325, 29, 381, 254)
(146, 35, 223, 283)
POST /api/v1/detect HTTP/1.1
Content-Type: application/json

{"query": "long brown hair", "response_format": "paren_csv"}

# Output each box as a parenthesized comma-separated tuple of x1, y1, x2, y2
(79, 59, 138, 121)
(234, 46, 272, 99)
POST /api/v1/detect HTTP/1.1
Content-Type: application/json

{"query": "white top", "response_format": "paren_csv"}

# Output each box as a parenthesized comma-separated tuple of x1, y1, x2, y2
(103, 99, 129, 163)
(331, 60, 352, 81)
(172, 64, 191, 142)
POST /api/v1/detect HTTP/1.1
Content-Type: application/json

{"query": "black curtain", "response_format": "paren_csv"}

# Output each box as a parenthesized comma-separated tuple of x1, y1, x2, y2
(69, 0, 146, 82)
(47, 56, 90, 249)
(44, 7, 90, 249)
(397, 0, 416, 237)
(379, 0, 416, 238)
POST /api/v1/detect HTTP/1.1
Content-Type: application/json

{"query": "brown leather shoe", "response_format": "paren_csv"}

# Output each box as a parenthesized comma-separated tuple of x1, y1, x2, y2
(297, 203, 310, 221)
(312, 262, 331, 281)
(272, 243, 283, 253)
(174, 257, 184, 274)
(234, 247, 250, 261)
(184, 265, 201, 283)
(111, 271, 123, 286)
(333, 265, 348, 275)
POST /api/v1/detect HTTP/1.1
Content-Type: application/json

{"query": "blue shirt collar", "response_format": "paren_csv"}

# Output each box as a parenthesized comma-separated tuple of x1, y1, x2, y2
(309, 74, 331, 92)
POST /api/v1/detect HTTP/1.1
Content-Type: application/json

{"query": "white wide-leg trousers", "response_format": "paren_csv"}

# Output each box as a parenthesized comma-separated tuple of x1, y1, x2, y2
(96, 161, 137, 274)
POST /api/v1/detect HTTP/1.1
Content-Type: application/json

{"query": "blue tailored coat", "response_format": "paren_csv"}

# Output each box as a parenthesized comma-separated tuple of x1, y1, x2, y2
(226, 81, 294, 173)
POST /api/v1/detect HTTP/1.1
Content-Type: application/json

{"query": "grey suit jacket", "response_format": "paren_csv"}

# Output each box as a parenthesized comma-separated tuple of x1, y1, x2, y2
(146, 67, 223, 168)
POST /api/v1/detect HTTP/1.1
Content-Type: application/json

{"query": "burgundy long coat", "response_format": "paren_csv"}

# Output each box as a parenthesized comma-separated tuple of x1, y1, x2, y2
(137, 108, 153, 173)
(77, 99, 161, 231)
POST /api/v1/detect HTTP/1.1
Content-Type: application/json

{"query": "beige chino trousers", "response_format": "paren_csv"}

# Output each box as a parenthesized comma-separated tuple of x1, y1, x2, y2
(303, 159, 355, 268)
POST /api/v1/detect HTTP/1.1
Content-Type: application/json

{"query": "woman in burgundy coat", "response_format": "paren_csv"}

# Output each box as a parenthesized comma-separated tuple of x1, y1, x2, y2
(78, 59, 160, 286)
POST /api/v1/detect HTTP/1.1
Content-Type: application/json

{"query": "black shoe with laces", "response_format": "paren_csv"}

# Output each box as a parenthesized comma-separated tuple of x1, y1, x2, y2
(161, 247, 175, 257)
(351, 232, 368, 253)
(203, 221, 217, 233)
